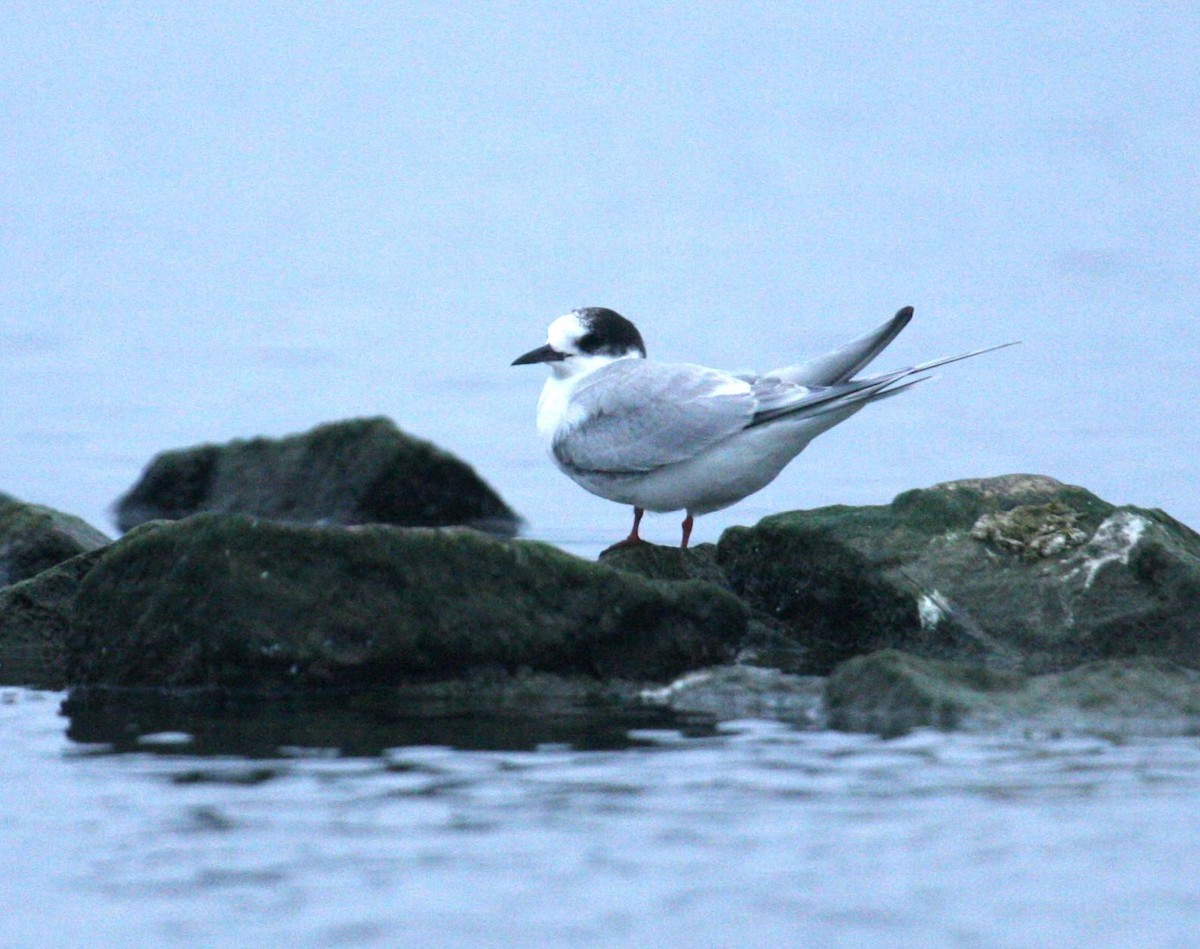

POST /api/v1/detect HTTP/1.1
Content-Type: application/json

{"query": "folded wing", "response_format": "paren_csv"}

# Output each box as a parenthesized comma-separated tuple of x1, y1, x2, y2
(552, 360, 758, 474)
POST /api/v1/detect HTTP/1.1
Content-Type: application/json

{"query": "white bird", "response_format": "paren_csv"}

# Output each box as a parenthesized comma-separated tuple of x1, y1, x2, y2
(512, 307, 1014, 550)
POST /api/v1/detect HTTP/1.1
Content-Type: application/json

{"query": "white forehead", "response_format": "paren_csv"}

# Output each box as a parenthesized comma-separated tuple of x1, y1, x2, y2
(546, 312, 587, 350)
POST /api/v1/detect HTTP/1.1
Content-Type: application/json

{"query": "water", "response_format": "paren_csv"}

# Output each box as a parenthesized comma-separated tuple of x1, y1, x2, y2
(4, 5, 1200, 946)
(4, 689, 1200, 947)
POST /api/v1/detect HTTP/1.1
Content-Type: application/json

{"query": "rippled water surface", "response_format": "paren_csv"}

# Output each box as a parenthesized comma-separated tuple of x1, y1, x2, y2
(4, 689, 1200, 947)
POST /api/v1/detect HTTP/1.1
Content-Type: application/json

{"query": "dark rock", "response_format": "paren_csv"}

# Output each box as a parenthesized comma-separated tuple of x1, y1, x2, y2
(0, 493, 111, 587)
(66, 514, 747, 689)
(113, 417, 520, 535)
(827, 649, 1200, 737)
(0, 547, 108, 688)
(717, 474, 1200, 674)
(600, 541, 809, 672)
(599, 543, 728, 586)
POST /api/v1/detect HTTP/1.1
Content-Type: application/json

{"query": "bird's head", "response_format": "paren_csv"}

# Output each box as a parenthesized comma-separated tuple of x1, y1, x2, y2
(512, 308, 647, 379)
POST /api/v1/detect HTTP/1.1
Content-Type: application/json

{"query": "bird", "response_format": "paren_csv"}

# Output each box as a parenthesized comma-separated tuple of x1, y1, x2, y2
(512, 306, 1015, 550)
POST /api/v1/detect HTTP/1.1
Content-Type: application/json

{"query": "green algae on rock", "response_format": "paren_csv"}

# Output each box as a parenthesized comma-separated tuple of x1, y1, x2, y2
(113, 417, 520, 535)
(66, 514, 747, 689)
(717, 474, 1200, 675)
(599, 542, 729, 587)
(0, 493, 111, 588)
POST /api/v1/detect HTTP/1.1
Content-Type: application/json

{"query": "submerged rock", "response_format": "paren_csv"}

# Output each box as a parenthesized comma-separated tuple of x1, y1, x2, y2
(113, 417, 520, 535)
(717, 474, 1200, 675)
(0, 493, 110, 588)
(827, 649, 1200, 737)
(826, 650, 1024, 735)
(641, 665, 825, 725)
(65, 514, 746, 689)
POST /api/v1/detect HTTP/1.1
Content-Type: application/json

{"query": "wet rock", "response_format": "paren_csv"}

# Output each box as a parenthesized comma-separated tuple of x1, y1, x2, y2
(826, 650, 1023, 735)
(601, 542, 808, 672)
(827, 649, 1200, 737)
(113, 417, 520, 535)
(0, 493, 111, 587)
(641, 665, 825, 725)
(66, 514, 747, 689)
(0, 547, 108, 688)
(717, 474, 1200, 675)
(599, 543, 728, 586)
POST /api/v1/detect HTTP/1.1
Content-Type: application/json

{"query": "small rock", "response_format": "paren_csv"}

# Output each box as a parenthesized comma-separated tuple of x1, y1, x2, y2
(113, 417, 520, 535)
(599, 542, 728, 586)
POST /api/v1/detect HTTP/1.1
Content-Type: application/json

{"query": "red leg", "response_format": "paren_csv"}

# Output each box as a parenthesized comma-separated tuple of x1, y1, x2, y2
(680, 513, 694, 549)
(606, 507, 647, 550)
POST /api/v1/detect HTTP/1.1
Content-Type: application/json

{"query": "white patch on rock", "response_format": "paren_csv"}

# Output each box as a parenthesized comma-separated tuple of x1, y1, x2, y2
(918, 591, 948, 629)
(1065, 511, 1150, 589)
(640, 669, 714, 704)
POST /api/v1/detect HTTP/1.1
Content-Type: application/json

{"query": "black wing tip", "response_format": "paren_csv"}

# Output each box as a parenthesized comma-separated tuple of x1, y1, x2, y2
(895, 305, 915, 321)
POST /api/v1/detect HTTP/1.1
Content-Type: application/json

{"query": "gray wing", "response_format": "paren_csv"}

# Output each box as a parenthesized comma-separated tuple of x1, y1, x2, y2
(552, 360, 758, 474)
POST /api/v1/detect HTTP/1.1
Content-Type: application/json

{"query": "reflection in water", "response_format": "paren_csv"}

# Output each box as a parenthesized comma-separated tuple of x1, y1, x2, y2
(62, 682, 720, 757)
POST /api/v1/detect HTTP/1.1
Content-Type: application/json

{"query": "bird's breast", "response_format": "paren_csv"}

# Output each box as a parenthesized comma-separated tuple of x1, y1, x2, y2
(536, 377, 581, 444)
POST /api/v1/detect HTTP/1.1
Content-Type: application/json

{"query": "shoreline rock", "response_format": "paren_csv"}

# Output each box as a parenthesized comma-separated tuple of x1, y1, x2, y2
(65, 514, 746, 689)
(114, 417, 521, 536)
(712, 474, 1200, 676)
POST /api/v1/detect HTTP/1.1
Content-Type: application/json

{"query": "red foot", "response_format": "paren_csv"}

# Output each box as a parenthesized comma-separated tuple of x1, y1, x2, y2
(603, 507, 646, 552)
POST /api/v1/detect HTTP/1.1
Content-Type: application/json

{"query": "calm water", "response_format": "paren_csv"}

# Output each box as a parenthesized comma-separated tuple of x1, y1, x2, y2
(4, 6, 1200, 946)
(3, 689, 1200, 947)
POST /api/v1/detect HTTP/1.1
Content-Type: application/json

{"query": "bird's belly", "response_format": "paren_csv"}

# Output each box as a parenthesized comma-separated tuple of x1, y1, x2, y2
(557, 425, 812, 515)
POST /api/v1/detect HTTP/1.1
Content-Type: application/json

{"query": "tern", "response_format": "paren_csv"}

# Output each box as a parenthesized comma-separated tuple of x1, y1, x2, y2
(513, 306, 1014, 549)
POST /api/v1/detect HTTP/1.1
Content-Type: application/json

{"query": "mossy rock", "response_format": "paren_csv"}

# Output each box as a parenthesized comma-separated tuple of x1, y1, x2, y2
(114, 417, 520, 535)
(826, 649, 1024, 735)
(65, 514, 747, 689)
(718, 474, 1200, 675)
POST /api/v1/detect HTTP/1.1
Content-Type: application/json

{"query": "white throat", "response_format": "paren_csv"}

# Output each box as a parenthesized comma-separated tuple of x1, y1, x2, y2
(535, 351, 639, 442)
